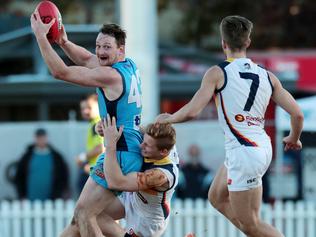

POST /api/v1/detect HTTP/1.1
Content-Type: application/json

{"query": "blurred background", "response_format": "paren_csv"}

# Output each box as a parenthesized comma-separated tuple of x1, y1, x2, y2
(1, 0, 316, 236)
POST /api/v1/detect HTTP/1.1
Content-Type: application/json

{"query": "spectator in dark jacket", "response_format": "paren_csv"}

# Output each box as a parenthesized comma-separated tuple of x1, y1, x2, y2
(177, 144, 213, 199)
(14, 128, 70, 201)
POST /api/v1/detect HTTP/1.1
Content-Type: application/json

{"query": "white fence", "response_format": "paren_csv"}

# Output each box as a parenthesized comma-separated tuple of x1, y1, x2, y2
(0, 199, 316, 237)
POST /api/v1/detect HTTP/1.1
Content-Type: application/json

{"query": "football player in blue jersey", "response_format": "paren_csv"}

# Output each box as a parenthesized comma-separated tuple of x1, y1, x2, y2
(31, 11, 143, 237)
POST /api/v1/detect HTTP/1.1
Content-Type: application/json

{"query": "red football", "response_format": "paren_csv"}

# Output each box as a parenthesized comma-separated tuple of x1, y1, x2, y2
(36, 1, 62, 43)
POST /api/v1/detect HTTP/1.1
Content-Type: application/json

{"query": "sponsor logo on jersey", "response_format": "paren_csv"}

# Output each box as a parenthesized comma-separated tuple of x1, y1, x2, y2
(94, 168, 105, 179)
(134, 114, 141, 126)
(247, 121, 260, 126)
(246, 116, 264, 126)
(235, 114, 245, 122)
(246, 116, 264, 123)
(235, 114, 264, 126)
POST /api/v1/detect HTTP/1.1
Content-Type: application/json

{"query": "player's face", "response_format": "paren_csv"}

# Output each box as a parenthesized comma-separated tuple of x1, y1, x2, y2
(140, 134, 161, 159)
(95, 33, 123, 66)
(80, 99, 98, 120)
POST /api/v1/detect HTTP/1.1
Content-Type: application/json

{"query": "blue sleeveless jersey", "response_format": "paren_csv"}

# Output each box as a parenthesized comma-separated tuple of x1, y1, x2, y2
(96, 58, 142, 153)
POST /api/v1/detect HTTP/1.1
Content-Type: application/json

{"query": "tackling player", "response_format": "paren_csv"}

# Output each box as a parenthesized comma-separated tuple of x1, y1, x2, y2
(82, 116, 179, 237)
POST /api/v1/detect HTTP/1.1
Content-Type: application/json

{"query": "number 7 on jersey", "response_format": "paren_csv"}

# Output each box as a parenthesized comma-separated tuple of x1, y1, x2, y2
(239, 72, 259, 112)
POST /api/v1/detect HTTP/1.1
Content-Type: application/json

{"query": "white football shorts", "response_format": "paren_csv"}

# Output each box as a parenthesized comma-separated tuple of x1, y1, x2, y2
(118, 192, 168, 237)
(224, 144, 272, 191)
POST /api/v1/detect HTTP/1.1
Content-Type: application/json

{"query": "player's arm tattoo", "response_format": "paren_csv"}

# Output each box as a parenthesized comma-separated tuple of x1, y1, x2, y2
(136, 169, 168, 190)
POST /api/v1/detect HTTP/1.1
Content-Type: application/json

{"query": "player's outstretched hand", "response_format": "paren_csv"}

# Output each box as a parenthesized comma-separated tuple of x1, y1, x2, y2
(102, 114, 124, 147)
(30, 10, 55, 39)
(155, 113, 172, 123)
(283, 135, 302, 151)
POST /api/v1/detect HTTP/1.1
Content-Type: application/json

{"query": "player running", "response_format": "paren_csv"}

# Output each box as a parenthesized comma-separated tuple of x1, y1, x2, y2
(156, 15, 303, 237)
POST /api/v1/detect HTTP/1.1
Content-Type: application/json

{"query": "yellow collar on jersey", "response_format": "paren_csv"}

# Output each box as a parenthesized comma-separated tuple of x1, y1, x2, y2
(143, 156, 171, 165)
(226, 58, 235, 62)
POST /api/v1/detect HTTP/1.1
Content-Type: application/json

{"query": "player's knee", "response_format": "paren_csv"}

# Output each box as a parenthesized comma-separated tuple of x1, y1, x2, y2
(208, 188, 226, 211)
(208, 187, 217, 206)
(208, 193, 217, 209)
(239, 217, 260, 235)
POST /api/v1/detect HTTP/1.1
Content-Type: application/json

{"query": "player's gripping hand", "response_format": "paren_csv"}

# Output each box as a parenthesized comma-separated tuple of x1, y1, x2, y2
(102, 114, 124, 147)
(30, 10, 55, 39)
(55, 25, 68, 45)
(155, 113, 172, 123)
(283, 136, 302, 151)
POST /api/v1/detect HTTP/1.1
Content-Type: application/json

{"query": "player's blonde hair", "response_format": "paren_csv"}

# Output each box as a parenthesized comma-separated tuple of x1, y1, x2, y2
(145, 123, 176, 151)
(220, 15, 253, 51)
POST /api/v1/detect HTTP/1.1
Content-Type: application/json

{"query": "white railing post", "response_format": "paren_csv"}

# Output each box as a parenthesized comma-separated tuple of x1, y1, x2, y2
(274, 201, 283, 232)
(54, 199, 64, 236)
(173, 199, 183, 237)
(285, 201, 294, 237)
(194, 199, 205, 237)
(206, 201, 216, 236)
(184, 199, 194, 234)
(307, 202, 315, 237)
(33, 200, 43, 237)
(296, 201, 305, 236)
(44, 200, 54, 237)
(12, 201, 21, 237)
(1, 201, 11, 237)
(22, 200, 32, 237)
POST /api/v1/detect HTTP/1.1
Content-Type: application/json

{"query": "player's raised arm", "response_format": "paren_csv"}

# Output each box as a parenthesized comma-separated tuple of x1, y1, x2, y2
(269, 71, 304, 150)
(55, 25, 99, 69)
(31, 11, 119, 87)
(157, 66, 223, 124)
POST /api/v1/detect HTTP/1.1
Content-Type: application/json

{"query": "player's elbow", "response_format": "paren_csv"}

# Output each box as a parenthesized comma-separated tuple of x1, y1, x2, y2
(186, 111, 198, 120)
(105, 175, 123, 190)
(51, 69, 68, 80)
(106, 181, 118, 190)
(106, 179, 119, 190)
(290, 109, 304, 122)
(292, 110, 304, 123)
